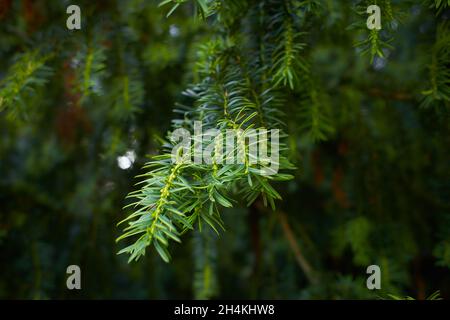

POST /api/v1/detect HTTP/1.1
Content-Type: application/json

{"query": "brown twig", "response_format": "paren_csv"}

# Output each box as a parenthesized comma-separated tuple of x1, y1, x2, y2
(277, 211, 319, 285)
(255, 201, 319, 285)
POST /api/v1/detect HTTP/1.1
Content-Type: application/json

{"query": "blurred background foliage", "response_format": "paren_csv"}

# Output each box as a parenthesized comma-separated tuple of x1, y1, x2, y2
(0, 0, 449, 299)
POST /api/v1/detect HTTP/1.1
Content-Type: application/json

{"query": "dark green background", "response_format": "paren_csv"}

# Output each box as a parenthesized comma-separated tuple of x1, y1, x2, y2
(0, 0, 449, 299)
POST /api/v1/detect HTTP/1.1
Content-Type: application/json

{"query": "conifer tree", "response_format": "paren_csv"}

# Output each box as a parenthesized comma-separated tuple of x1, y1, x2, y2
(0, 0, 448, 299)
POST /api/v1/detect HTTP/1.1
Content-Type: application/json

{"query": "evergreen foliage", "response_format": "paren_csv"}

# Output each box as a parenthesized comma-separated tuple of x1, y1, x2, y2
(0, 0, 449, 299)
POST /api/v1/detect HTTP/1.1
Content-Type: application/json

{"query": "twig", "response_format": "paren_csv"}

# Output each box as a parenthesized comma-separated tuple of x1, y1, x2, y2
(255, 201, 319, 285)
(277, 211, 319, 285)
